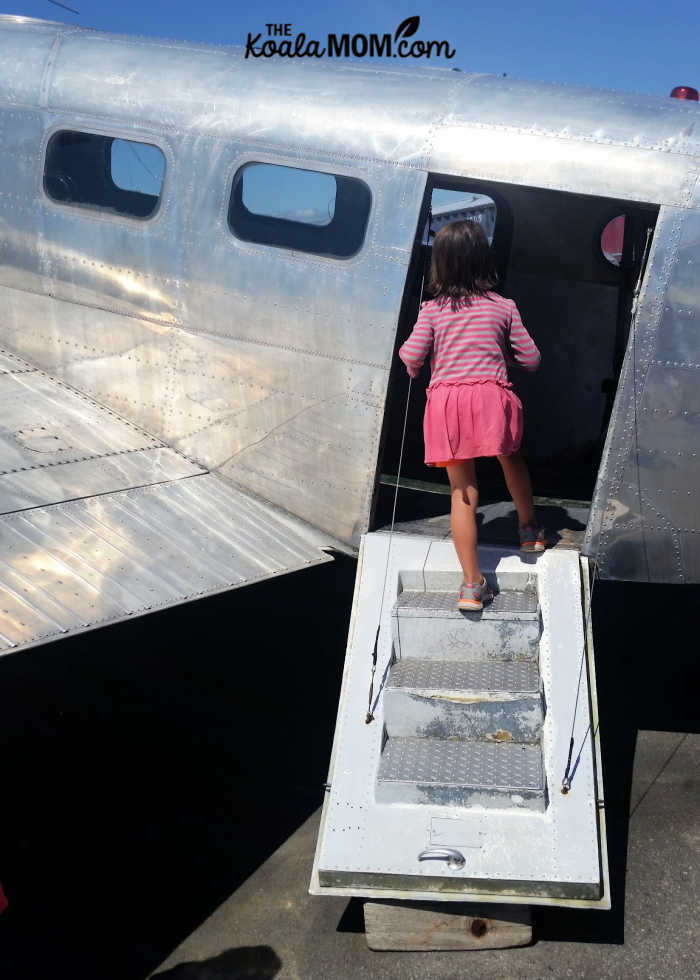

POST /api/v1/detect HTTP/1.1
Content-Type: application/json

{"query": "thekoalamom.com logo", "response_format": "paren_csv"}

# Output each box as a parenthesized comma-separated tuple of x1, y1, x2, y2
(245, 16, 456, 60)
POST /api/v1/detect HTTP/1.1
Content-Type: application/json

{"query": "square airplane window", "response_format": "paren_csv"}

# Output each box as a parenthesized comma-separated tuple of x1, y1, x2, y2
(426, 189, 497, 245)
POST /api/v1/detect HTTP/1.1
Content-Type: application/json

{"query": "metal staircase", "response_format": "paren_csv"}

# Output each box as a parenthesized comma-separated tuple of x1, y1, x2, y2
(311, 530, 608, 907)
(377, 583, 546, 811)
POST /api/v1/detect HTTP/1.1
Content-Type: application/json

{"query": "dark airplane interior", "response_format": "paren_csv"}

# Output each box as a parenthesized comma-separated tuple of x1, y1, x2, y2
(373, 174, 659, 529)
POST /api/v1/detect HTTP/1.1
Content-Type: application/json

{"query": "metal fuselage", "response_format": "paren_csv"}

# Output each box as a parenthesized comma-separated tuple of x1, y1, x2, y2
(0, 15, 698, 590)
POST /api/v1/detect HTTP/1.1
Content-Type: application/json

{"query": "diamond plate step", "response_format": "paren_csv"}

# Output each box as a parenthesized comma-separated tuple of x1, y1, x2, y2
(384, 660, 543, 742)
(392, 589, 541, 662)
(376, 737, 545, 811)
(395, 589, 539, 619)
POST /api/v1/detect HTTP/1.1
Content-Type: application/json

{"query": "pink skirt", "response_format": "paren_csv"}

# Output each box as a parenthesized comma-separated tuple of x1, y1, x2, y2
(423, 379, 523, 466)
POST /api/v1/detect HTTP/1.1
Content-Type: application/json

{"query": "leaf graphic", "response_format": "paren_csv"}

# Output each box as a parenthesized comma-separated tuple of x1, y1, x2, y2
(394, 16, 420, 42)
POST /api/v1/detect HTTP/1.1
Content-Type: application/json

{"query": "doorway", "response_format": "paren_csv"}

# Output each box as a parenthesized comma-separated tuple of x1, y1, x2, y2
(373, 174, 658, 528)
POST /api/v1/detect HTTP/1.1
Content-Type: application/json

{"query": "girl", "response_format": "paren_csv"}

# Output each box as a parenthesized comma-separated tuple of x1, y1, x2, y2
(398, 219, 544, 612)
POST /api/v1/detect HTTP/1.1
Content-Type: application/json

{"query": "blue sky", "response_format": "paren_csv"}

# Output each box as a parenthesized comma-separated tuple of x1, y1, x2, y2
(5, 1, 700, 97)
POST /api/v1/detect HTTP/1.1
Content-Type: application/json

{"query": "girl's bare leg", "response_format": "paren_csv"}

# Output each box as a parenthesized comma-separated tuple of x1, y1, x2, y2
(445, 460, 482, 584)
(497, 451, 536, 526)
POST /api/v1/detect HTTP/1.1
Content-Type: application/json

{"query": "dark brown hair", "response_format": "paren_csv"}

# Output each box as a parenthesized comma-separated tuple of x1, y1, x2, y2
(428, 219, 498, 311)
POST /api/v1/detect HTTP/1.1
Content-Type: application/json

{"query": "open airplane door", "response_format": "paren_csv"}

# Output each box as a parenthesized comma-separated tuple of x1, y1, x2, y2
(311, 530, 609, 908)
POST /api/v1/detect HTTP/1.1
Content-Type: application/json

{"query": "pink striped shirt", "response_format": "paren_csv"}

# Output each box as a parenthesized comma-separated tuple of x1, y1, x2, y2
(398, 292, 540, 385)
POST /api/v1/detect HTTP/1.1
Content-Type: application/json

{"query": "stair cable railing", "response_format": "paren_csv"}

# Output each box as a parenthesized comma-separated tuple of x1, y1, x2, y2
(366, 211, 433, 724)
(365, 371, 413, 725)
(561, 227, 652, 792)
(561, 558, 599, 793)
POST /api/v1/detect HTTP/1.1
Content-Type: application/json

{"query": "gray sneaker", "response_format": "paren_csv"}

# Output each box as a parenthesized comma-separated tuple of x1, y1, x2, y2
(458, 576, 494, 611)
(519, 523, 546, 553)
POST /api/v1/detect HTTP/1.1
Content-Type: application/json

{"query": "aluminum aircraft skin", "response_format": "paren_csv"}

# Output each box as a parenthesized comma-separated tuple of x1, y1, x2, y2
(0, 14, 698, 654)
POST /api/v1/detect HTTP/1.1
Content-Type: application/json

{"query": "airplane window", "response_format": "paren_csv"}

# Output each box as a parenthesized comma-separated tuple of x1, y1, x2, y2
(228, 162, 371, 259)
(426, 189, 497, 245)
(601, 214, 625, 266)
(44, 130, 165, 220)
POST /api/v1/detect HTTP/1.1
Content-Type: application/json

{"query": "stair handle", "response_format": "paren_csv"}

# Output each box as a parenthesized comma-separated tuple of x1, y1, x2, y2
(418, 847, 466, 870)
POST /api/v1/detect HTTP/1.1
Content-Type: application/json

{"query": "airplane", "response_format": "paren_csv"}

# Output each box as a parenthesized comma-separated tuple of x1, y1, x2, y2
(0, 12, 697, 925)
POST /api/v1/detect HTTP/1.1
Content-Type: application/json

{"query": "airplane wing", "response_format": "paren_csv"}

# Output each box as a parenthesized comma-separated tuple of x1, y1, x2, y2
(0, 348, 335, 654)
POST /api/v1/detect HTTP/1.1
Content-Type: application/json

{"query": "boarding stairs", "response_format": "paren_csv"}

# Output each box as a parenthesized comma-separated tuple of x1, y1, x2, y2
(312, 527, 607, 907)
(378, 582, 545, 811)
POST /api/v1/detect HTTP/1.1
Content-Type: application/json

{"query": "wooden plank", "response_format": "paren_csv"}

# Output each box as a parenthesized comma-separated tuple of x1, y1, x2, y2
(364, 899, 532, 951)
